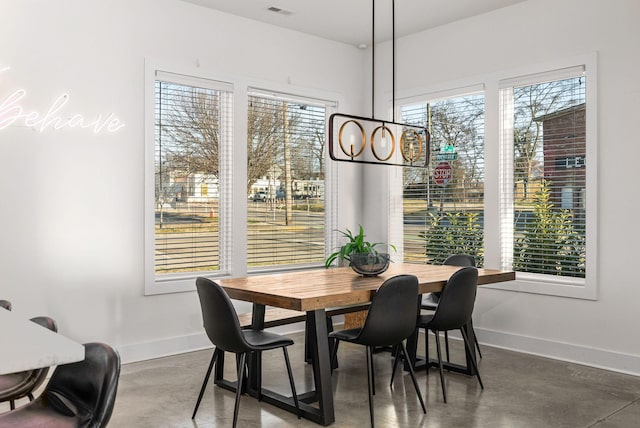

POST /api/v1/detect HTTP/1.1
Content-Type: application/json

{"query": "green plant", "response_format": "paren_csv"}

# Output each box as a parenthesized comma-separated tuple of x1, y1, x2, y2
(325, 225, 396, 268)
(513, 181, 585, 277)
(420, 211, 484, 265)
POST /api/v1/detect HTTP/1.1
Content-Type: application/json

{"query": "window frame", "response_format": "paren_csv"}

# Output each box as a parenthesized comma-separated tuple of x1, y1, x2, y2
(393, 53, 598, 300)
(144, 59, 341, 295)
(394, 86, 486, 266)
(245, 88, 335, 273)
(492, 56, 598, 300)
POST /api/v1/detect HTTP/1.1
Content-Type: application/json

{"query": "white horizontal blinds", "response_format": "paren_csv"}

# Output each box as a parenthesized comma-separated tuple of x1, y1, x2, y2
(401, 93, 485, 266)
(500, 68, 586, 277)
(246, 92, 327, 268)
(154, 75, 232, 275)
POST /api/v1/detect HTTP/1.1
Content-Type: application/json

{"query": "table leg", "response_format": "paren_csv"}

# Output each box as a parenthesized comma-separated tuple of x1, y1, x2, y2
(307, 309, 335, 425)
(248, 304, 266, 393)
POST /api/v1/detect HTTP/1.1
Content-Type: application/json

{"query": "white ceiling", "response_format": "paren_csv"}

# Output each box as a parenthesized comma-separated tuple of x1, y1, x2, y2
(182, 0, 527, 47)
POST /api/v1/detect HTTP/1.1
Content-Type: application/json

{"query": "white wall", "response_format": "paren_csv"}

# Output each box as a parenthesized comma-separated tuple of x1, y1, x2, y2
(371, 0, 640, 374)
(0, 0, 365, 362)
(3, 0, 639, 375)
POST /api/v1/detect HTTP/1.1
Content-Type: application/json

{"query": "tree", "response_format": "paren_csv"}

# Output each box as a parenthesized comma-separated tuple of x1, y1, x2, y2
(159, 85, 221, 177)
(247, 97, 291, 192)
(512, 79, 581, 199)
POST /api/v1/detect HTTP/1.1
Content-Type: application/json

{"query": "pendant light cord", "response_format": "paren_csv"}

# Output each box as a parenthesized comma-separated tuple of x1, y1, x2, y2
(371, 0, 375, 119)
(392, 0, 396, 122)
(371, 0, 396, 121)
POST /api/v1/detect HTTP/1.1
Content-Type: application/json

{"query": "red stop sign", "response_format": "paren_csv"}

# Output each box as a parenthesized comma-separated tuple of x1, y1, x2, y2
(434, 162, 452, 186)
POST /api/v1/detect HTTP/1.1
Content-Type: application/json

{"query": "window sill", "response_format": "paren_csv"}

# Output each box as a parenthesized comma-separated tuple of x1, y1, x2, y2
(482, 272, 596, 300)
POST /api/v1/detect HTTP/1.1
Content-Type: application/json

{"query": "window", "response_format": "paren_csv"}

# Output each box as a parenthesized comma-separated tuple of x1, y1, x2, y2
(246, 91, 329, 270)
(499, 64, 595, 296)
(146, 70, 233, 293)
(401, 92, 485, 265)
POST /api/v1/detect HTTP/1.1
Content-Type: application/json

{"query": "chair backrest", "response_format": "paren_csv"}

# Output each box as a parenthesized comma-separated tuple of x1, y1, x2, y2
(0, 300, 11, 310)
(428, 267, 479, 331)
(356, 275, 419, 347)
(431, 254, 476, 299)
(195, 277, 250, 354)
(443, 254, 476, 267)
(46, 342, 121, 428)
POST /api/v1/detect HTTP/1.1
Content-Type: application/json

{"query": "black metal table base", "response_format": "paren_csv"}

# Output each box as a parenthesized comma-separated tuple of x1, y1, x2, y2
(213, 307, 335, 426)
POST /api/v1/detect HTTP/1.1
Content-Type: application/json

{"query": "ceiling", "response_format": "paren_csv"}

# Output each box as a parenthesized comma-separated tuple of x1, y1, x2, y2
(182, 0, 527, 47)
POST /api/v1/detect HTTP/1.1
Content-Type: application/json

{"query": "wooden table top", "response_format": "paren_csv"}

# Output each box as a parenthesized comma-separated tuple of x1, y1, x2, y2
(218, 263, 515, 312)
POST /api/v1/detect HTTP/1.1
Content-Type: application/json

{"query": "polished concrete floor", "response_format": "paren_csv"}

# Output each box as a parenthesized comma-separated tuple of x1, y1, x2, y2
(3, 332, 639, 427)
(105, 332, 640, 428)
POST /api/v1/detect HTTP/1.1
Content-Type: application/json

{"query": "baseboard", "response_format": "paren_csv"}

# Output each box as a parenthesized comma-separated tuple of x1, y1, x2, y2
(116, 323, 310, 365)
(116, 332, 213, 365)
(469, 327, 640, 377)
(117, 324, 639, 378)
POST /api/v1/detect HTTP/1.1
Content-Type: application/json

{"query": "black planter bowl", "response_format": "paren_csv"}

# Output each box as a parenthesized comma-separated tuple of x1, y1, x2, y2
(349, 252, 390, 277)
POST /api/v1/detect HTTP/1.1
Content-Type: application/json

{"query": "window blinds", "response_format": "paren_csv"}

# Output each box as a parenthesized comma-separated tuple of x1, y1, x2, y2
(154, 76, 232, 275)
(401, 93, 485, 265)
(246, 91, 328, 269)
(500, 71, 586, 278)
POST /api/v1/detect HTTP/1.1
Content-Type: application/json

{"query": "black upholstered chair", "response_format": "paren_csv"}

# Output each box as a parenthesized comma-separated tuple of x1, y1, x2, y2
(0, 342, 121, 427)
(329, 275, 426, 428)
(421, 254, 482, 361)
(0, 300, 11, 311)
(0, 316, 58, 410)
(417, 266, 483, 403)
(192, 277, 300, 428)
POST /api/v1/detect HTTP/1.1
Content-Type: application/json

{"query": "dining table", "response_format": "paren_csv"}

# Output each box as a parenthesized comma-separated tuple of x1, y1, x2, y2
(216, 262, 515, 426)
(0, 308, 85, 376)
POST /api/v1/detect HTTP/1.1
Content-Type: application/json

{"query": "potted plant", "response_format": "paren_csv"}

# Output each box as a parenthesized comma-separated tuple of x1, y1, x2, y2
(325, 225, 396, 276)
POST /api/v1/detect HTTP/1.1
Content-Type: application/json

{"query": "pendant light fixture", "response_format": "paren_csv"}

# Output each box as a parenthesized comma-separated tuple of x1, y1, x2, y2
(328, 0, 430, 168)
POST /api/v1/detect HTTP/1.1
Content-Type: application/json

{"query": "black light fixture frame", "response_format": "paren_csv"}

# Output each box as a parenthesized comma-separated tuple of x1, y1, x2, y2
(328, 0, 430, 168)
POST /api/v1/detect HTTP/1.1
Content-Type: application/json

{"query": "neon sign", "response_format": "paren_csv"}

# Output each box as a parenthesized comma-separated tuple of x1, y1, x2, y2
(0, 67, 125, 134)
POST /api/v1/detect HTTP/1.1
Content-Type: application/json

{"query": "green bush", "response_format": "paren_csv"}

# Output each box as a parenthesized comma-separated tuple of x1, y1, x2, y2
(420, 211, 484, 265)
(513, 182, 585, 277)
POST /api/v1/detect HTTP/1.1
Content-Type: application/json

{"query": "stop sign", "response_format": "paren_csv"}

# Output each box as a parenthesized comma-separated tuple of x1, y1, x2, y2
(434, 162, 452, 186)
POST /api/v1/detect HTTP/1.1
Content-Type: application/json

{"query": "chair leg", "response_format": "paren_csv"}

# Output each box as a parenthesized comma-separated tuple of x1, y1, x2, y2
(282, 347, 300, 419)
(369, 346, 376, 396)
(10, 400, 15, 411)
(27, 393, 34, 401)
(400, 342, 427, 414)
(233, 353, 247, 428)
(389, 346, 402, 387)
(444, 330, 450, 363)
(474, 329, 483, 359)
(434, 329, 447, 403)
(366, 346, 375, 428)
(192, 349, 218, 419)
(424, 328, 430, 375)
(331, 339, 340, 373)
(460, 328, 484, 390)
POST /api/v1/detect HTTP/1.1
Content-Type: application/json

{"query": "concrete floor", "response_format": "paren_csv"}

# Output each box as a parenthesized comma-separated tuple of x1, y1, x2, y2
(3, 332, 639, 427)
(107, 332, 640, 428)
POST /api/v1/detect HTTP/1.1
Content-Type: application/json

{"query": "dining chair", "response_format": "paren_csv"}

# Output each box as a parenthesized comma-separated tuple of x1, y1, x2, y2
(192, 277, 300, 428)
(421, 254, 482, 361)
(0, 300, 11, 311)
(0, 316, 58, 410)
(329, 274, 426, 428)
(0, 342, 121, 427)
(417, 266, 483, 403)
